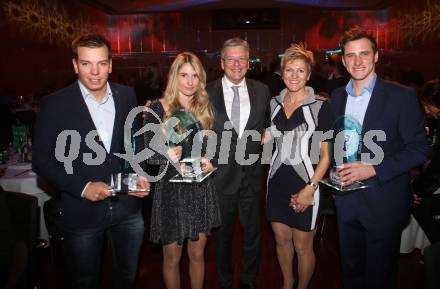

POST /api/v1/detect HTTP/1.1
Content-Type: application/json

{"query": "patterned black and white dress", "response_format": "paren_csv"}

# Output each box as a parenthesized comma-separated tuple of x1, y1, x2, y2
(143, 100, 221, 245)
(266, 87, 333, 231)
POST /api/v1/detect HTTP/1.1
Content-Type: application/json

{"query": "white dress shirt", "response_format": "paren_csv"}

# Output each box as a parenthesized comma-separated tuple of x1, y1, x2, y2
(78, 80, 115, 153)
(221, 76, 250, 137)
(78, 80, 115, 197)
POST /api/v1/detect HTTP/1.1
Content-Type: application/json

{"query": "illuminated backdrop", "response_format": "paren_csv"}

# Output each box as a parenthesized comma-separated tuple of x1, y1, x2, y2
(0, 0, 439, 96)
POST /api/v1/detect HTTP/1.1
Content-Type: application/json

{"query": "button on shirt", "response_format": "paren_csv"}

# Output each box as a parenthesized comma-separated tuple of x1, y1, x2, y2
(222, 76, 250, 137)
(344, 74, 377, 126)
(78, 80, 115, 153)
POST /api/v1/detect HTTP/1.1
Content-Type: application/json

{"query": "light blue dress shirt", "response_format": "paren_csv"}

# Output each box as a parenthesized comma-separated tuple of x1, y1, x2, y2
(344, 74, 377, 126)
(78, 80, 115, 153)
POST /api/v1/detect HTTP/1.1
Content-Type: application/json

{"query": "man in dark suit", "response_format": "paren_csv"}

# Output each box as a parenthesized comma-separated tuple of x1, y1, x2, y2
(206, 38, 270, 289)
(330, 27, 428, 289)
(32, 34, 150, 289)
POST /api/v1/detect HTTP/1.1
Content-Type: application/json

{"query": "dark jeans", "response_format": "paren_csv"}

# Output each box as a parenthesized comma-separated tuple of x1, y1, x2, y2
(63, 200, 144, 289)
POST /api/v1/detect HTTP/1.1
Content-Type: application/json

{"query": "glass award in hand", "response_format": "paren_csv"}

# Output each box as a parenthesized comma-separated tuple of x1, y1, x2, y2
(164, 108, 216, 183)
(110, 173, 149, 194)
(320, 115, 368, 191)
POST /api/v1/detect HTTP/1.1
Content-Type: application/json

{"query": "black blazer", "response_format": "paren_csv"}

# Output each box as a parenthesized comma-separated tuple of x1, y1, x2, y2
(33, 82, 142, 230)
(206, 78, 270, 195)
(331, 77, 429, 223)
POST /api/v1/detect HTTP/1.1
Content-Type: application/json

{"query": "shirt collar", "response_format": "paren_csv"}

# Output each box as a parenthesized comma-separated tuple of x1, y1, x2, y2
(78, 80, 112, 104)
(345, 74, 377, 97)
(276, 86, 317, 106)
(222, 76, 246, 90)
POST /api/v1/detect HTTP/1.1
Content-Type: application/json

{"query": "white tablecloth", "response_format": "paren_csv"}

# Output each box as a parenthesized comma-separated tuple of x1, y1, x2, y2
(400, 214, 431, 254)
(0, 162, 50, 241)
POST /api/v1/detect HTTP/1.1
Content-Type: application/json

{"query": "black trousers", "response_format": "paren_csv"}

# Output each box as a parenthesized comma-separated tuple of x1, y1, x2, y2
(214, 173, 262, 288)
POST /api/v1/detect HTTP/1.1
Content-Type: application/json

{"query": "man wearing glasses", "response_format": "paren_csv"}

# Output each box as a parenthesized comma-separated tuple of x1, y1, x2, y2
(206, 38, 270, 289)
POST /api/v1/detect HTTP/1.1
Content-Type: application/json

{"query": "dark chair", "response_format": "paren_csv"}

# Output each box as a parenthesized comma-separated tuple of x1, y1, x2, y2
(424, 241, 440, 289)
(2, 190, 40, 288)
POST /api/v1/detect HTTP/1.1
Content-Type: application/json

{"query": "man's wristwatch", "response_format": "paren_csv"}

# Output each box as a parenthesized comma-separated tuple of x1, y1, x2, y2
(307, 181, 318, 189)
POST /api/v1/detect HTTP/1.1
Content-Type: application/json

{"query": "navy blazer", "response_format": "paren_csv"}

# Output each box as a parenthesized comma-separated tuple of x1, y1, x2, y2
(206, 78, 270, 196)
(330, 77, 429, 222)
(33, 81, 143, 230)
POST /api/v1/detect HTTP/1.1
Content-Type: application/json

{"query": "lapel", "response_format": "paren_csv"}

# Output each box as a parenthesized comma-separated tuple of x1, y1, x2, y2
(361, 77, 386, 135)
(71, 82, 98, 136)
(211, 79, 230, 126)
(336, 89, 348, 119)
(109, 83, 123, 154)
(244, 78, 258, 131)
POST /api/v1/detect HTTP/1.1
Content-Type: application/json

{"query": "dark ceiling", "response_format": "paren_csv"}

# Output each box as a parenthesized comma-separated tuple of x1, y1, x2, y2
(80, 0, 395, 14)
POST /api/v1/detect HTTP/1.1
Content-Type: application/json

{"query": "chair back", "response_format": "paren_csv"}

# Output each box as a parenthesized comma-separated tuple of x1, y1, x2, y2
(3, 190, 39, 288)
(4, 191, 39, 248)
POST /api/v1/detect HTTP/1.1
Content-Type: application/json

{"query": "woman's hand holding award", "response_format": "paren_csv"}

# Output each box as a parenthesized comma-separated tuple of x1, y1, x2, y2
(165, 108, 216, 183)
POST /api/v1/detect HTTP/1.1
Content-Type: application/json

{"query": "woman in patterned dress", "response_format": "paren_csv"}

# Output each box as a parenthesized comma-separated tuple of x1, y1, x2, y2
(266, 44, 333, 289)
(143, 52, 221, 289)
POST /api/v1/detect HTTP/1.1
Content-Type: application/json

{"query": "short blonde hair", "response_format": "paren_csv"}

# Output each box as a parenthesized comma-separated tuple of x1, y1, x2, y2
(281, 43, 315, 72)
(163, 52, 214, 130)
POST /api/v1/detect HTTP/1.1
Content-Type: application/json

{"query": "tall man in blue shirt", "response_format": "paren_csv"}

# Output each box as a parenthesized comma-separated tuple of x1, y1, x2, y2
(330, 27, 428, 289)
(33, 34, 150, 289)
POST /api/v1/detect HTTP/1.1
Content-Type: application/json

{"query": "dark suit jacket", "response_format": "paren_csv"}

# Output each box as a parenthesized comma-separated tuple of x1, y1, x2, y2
(33, 82, 142, 230)
(331, 77, 429, 224)
(206, 78, 270, 196)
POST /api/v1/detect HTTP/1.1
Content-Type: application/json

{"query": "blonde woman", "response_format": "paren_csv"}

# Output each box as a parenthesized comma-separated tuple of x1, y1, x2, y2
(266, 44, 332, 289)
(143, 52, 221, 289)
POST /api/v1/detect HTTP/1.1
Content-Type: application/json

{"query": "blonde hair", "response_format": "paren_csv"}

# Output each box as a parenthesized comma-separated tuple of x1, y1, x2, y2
(163, 52, 214, 129)
(281, 43, 315, 72)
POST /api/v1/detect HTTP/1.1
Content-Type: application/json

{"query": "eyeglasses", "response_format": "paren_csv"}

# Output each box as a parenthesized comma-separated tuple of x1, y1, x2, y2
(222, 57, 249, 64)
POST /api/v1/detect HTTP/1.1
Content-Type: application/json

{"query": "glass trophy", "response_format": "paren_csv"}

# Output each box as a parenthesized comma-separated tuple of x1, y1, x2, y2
(109, 129, 149, 194)
(169, 157, 217, 183)
(109, 173, 149, 194)
(165, 108, 216, 183)
(320, 115, 368, 191)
